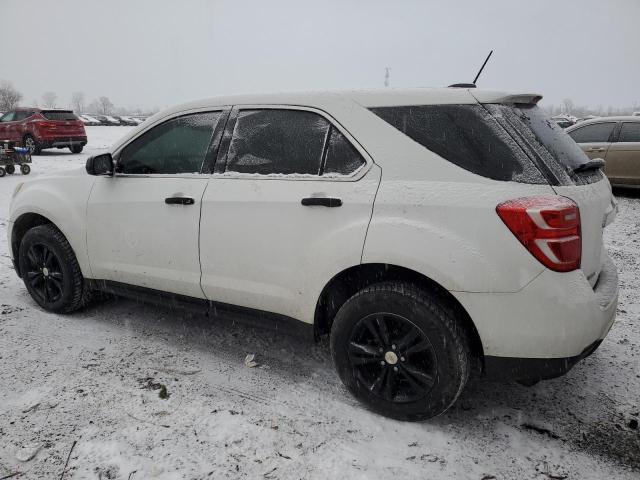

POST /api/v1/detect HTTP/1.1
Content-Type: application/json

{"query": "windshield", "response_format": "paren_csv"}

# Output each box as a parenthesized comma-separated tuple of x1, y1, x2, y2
(486, 104, 597, 185)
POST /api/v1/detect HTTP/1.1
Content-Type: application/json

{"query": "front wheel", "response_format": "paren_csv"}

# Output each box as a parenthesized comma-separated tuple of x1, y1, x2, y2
(18, 224, 92, 313)
(330, 282, 470, 421)
(70, 145, 83, 154)
(20, 164, 31, 175)
(0, 167, 5, 177)
(5, 164, 15, 174)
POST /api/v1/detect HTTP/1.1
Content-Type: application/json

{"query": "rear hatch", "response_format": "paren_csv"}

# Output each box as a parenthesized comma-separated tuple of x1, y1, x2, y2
(479, 99, 615, 285)
(39, 110, 86, 136)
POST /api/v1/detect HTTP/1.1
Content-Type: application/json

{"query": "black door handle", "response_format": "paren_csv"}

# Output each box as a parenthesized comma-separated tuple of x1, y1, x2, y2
(301, 197, 342, 207)
(165, 196, 195, 205)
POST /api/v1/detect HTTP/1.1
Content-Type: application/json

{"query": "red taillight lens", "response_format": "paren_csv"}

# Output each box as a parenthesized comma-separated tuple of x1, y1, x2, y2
(496, 196, 581, 272)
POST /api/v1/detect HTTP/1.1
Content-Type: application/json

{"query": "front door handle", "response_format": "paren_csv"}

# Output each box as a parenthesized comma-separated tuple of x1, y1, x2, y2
(165, 196, 195, 205)
(301, 197, 342, 207)
(586, 147, 606, 153)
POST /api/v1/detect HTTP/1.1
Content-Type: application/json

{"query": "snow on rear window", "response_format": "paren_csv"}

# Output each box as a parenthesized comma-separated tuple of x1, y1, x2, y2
(41, 110, 78, 121)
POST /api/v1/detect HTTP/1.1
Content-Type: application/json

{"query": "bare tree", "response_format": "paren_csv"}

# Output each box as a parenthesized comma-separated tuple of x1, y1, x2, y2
(562, 98, 574, 115)
(98, 96, 114, 115)
(71, 91, 85, 113)
(0, 80, 23, 110)
(41, 91, 58, 108)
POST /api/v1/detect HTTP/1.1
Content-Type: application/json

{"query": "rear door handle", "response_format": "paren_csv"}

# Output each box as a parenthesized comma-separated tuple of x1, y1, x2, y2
(301, 197, 342, 207)
(165, 196, 195, 205)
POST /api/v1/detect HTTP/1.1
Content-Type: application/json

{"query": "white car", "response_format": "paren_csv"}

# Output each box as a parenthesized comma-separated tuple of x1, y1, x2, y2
(7, 88, 619, 420)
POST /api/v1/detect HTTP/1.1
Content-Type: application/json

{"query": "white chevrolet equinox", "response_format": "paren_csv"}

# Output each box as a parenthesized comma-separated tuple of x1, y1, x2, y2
(8, 88, 619, 420)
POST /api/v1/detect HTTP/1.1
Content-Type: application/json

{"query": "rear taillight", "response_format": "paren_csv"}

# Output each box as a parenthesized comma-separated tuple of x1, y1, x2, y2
(36, 120, 57, 129)
(496, 196, 581, 272)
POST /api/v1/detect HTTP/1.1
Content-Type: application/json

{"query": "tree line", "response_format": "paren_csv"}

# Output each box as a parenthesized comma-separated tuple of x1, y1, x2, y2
(0, 80, 156, 116)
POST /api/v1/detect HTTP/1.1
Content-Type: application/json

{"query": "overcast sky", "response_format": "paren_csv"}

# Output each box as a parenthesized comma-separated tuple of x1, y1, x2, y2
(1, 0, 638, 111)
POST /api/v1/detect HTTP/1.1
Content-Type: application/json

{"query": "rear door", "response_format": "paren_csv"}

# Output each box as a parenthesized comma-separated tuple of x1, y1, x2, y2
(566, 121, 617, 160)
(604, 121, 640, 186)
(199, 106, 380, 322)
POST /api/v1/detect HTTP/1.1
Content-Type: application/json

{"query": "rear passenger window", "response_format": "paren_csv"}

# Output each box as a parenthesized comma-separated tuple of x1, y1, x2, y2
(226, 109, 329, 175)
(323, 127, 366, 175)
(619, 123, 640, 142)
(567, 123, 616, 143)
(370, 104, 545, 183)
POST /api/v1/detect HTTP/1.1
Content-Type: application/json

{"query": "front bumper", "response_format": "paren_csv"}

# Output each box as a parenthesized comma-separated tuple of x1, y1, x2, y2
(454, 253, 619, 381)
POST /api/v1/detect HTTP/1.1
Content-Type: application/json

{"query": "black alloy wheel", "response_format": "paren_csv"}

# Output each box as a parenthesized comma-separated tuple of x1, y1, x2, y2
(23, 242, 65, 305)
(348, 312, 437, 403)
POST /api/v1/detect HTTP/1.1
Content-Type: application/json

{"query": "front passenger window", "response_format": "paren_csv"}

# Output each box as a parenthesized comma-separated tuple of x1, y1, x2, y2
(118, 112, 221, 174)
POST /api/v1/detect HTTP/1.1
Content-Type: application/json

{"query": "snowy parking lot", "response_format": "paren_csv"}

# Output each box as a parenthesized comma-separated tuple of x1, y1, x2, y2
(0, 127, 638, 479)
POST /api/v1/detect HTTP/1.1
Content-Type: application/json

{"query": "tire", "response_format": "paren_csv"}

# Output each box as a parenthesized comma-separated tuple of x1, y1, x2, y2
(20, 164, 31, 175)
(18, 224, 92, 313)
(24, 135, 41, 155)
(5, 164, 15, 174)
(70, 145, 83, 154)
(330, 282, 470, 421)
(0, 167, 5, 177)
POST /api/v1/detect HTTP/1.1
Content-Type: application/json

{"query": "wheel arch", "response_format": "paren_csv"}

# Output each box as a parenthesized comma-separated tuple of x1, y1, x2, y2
(11, 212, 55, 277)
(314, 263, 485, 372)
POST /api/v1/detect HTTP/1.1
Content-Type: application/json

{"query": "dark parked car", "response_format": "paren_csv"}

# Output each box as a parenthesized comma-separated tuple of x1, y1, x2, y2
(0, 108, 87, 154)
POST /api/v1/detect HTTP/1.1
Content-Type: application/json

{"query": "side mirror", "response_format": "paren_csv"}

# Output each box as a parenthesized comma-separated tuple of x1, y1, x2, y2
(86, 153, 114, 176)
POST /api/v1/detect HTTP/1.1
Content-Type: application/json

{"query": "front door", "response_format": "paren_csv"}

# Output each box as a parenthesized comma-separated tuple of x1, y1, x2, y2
(0, 111, 18, 142)
(568, 121, 617, 160)
(199, 107, 381, 323)
(86, 110, 226, 298)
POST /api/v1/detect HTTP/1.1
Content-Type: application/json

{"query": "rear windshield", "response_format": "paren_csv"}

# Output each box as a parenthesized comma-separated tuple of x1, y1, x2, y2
(370, 104, 546, 183)
(486, 104, 599, 185)
(41, 110, 78, 121)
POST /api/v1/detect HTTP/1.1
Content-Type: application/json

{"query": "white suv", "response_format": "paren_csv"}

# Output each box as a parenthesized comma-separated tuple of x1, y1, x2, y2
(7, 88, 619, 420)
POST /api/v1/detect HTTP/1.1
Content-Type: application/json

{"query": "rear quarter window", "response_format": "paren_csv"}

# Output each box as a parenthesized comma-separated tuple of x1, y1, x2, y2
(370, 104, 546, 183)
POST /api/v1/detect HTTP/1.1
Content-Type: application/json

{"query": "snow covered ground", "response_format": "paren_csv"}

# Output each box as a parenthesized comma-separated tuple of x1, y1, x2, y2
(0, 127, 638, 479)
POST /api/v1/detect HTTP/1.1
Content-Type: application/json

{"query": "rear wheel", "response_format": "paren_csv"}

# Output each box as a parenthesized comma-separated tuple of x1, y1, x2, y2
(0, 167, 5, 177)
(23, 135, 41, 155)
(331, 282, 470, 421)
(4, 164, 14, 174)
(20, 164, 31, 175)
(70, 145, 83, 154)
(18, 224, 92, 313)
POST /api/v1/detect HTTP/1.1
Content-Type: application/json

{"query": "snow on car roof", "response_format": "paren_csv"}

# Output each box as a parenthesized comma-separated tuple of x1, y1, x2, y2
(154, 87, 543, 119)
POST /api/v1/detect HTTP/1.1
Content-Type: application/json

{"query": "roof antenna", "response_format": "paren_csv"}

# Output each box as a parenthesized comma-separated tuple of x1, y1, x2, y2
(449, 50, 493, 88)
(473, 50, 493, 85)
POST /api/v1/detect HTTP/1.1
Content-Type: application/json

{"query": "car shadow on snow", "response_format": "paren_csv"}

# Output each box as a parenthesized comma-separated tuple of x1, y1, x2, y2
(613, 186, 640, 200)
(77, 295, 639, 471)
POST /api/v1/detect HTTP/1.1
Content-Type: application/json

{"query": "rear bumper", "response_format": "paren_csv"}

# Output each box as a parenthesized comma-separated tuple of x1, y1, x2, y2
(484, 340, 602, 383)
(454, 253, 618, 379)
(39, 136, 87, 149)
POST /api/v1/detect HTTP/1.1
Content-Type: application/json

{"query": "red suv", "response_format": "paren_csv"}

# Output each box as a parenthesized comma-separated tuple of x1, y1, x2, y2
(0, 108, 87, 154)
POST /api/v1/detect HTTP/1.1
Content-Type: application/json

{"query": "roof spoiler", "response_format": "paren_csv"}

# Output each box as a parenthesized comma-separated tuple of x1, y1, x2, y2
(470, 91, 543, 105)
